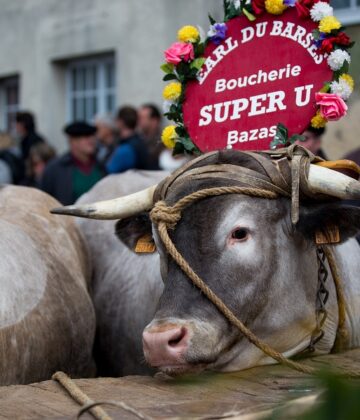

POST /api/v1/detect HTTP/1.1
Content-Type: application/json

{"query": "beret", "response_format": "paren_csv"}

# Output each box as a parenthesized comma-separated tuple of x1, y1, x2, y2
(64, 121, 97, 137)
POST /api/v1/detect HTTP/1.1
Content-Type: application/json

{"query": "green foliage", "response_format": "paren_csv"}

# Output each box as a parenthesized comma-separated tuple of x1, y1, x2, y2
(320, 82, 331, 93)
(163, 73, 178, 82)
(242, 7, 256, 22)
(312, 29, 321, 41)
(208, 14, 216, 25)
(160, 63, 175, 74)
(194, 42, 206, 56)
(190, 57, 206, 71)
(224, 0, 242, 20)
(271, 373, 360, 420)
(289, 134, 306, 143)
(270, 123, 304, 150)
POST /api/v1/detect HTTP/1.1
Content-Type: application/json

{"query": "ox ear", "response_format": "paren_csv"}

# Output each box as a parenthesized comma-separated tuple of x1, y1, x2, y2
(115, 213, 154, 252)
(297, 202, 360, 243)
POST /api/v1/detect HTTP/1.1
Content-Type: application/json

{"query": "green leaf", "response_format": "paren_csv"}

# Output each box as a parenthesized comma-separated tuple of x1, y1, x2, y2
(270, 123, 289, 149)
(160, 63, 175, 74)
(289, 134, 305, 143)
(276, 123, 288, 141)
(181, 137, 197, 152)
(242, 8, 256, 22)
(194, 43, 206, 56)
(176, 61, 189, 76)
(342, 60, 350, 74)
(320, 82, 331, 93)
(208, 13, 216, 25)
(173, 141, 185, 156)
(175, 125, 187, 137)
(190, 57, 206, 71)
(163, 73, 178, 82)
(334, 60, 350, 79)
(312, 29, 321, 41)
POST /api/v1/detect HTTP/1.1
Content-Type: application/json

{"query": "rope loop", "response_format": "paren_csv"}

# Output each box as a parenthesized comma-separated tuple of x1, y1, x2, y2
(150, 200, 181, 229)
(151, 186, 278, 229)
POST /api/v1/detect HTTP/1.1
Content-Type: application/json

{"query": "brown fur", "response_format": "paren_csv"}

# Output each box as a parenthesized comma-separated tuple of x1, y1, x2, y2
(0, 186, 95, 385)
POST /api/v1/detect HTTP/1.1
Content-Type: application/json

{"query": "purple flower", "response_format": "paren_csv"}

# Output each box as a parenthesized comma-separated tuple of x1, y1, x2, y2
(207, 23, 228, 45)
(313, 32, 327, 49)
(284, 0, 296, 6)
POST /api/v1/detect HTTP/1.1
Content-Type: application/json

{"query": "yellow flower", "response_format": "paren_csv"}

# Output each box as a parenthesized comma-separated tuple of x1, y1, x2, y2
(177, 25, 200, 43)
(161, 126, 177, 149)
(265, 0, 286, 15)
(319, 16, 341, 34)
(311, 111, 327, 129)
(163, 82, 182, 101)
(340, 74, 354, 91)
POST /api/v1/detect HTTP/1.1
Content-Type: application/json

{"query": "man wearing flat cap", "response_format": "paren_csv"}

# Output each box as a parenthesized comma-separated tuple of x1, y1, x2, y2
(41, 121, 105, 205)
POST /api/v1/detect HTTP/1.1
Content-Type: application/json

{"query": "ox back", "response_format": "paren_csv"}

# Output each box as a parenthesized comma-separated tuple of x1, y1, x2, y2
(0, 186, 95, 385)
(76, 170, 166, 376)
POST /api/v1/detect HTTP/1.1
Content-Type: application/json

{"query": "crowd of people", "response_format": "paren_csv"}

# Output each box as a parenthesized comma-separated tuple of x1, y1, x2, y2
(0, 104, 187, 205)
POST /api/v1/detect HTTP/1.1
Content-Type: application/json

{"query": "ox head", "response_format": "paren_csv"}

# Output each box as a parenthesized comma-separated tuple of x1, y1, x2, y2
(51, 150, 360, 375)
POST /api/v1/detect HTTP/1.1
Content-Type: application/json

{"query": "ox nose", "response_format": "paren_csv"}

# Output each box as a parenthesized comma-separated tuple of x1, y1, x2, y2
(142, 325, 189, 367)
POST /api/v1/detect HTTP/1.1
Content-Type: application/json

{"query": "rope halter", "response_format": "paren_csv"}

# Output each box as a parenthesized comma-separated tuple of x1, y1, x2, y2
(149, 146, 354, 377)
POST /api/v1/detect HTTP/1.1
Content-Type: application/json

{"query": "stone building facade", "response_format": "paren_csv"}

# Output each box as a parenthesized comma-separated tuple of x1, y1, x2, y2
(0, 0, 358, 156)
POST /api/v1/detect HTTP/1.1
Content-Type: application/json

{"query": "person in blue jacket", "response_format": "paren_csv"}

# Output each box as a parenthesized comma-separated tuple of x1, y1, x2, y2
(106, 106, 149, 173)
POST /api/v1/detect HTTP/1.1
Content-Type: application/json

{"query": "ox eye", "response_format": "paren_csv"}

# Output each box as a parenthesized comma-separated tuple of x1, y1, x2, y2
(231, 228, 249, 241)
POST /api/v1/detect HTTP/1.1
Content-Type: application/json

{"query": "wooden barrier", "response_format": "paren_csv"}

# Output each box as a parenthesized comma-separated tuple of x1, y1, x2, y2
(0, 349, 359, 419)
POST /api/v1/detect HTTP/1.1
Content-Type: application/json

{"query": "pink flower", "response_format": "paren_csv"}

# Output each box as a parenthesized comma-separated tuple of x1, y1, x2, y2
(164, 42, 194, 65)
(315, 92, 348, 121)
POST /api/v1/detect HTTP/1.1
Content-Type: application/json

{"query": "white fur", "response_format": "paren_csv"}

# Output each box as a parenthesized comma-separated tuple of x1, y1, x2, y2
(0, 220, 46, 329)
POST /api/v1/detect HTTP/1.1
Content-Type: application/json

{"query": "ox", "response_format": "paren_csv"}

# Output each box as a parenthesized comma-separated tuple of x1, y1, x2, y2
(53, 149, 360, 376)
(75, 171, 165, 376)
(0, 185, 95, 385)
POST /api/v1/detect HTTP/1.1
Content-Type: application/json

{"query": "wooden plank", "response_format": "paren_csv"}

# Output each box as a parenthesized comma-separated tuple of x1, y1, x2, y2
(0, 349, 359, 419)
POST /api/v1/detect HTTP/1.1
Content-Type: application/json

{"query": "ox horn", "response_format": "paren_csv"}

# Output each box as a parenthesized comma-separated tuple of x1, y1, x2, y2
(50, 163, 360, 220)
(308, 163, 360, 199)
(50, 185, 157, 220)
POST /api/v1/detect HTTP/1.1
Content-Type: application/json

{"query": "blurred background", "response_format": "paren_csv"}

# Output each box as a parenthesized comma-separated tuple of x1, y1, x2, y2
(0, 0, 358, 155)
(0, 0, 223, 152)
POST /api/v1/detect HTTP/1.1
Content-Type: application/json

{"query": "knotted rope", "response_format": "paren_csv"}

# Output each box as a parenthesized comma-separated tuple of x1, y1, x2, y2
(149, 146, 358, 378)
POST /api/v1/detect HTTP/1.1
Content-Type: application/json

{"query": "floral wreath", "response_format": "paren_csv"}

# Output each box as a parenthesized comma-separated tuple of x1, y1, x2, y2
(160, 0, 354, 154)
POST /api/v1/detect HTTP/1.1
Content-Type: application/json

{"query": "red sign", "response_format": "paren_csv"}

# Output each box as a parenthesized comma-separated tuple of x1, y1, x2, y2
(182, 9, 332, 152)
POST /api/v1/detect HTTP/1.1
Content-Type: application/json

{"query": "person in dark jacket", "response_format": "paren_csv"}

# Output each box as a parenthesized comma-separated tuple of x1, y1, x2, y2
(15, 111, 45, 161)
(106, 106, 149, 173)
(138, 103, 164, 170)
(41, 122, 105, 205)
(0, 131, 24, 184)
(23, 142, 56, 188)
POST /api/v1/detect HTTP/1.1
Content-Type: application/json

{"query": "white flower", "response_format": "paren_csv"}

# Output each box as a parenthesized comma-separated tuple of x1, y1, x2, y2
(327, 49, 351, 71)
(310, 2, 333, 22)
(230, 0, 241, 9)
(163, 100, 173, 114)
(330, 79, 353, 100)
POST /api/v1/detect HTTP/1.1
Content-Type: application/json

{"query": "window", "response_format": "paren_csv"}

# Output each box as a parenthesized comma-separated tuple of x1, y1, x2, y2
(0, 76, 20, 134)
(66, 56, 116, 123)
(333, 0, 360, 25)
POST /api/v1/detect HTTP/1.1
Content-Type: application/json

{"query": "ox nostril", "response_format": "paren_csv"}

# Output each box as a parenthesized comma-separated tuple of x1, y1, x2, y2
(143, 325, 190, 367)
(168, 327, 187, 348)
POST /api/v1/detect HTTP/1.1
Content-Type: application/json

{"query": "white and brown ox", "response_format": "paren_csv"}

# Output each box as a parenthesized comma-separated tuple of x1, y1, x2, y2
(53, 150, 360, 376)
(0, 186, 95, 385)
